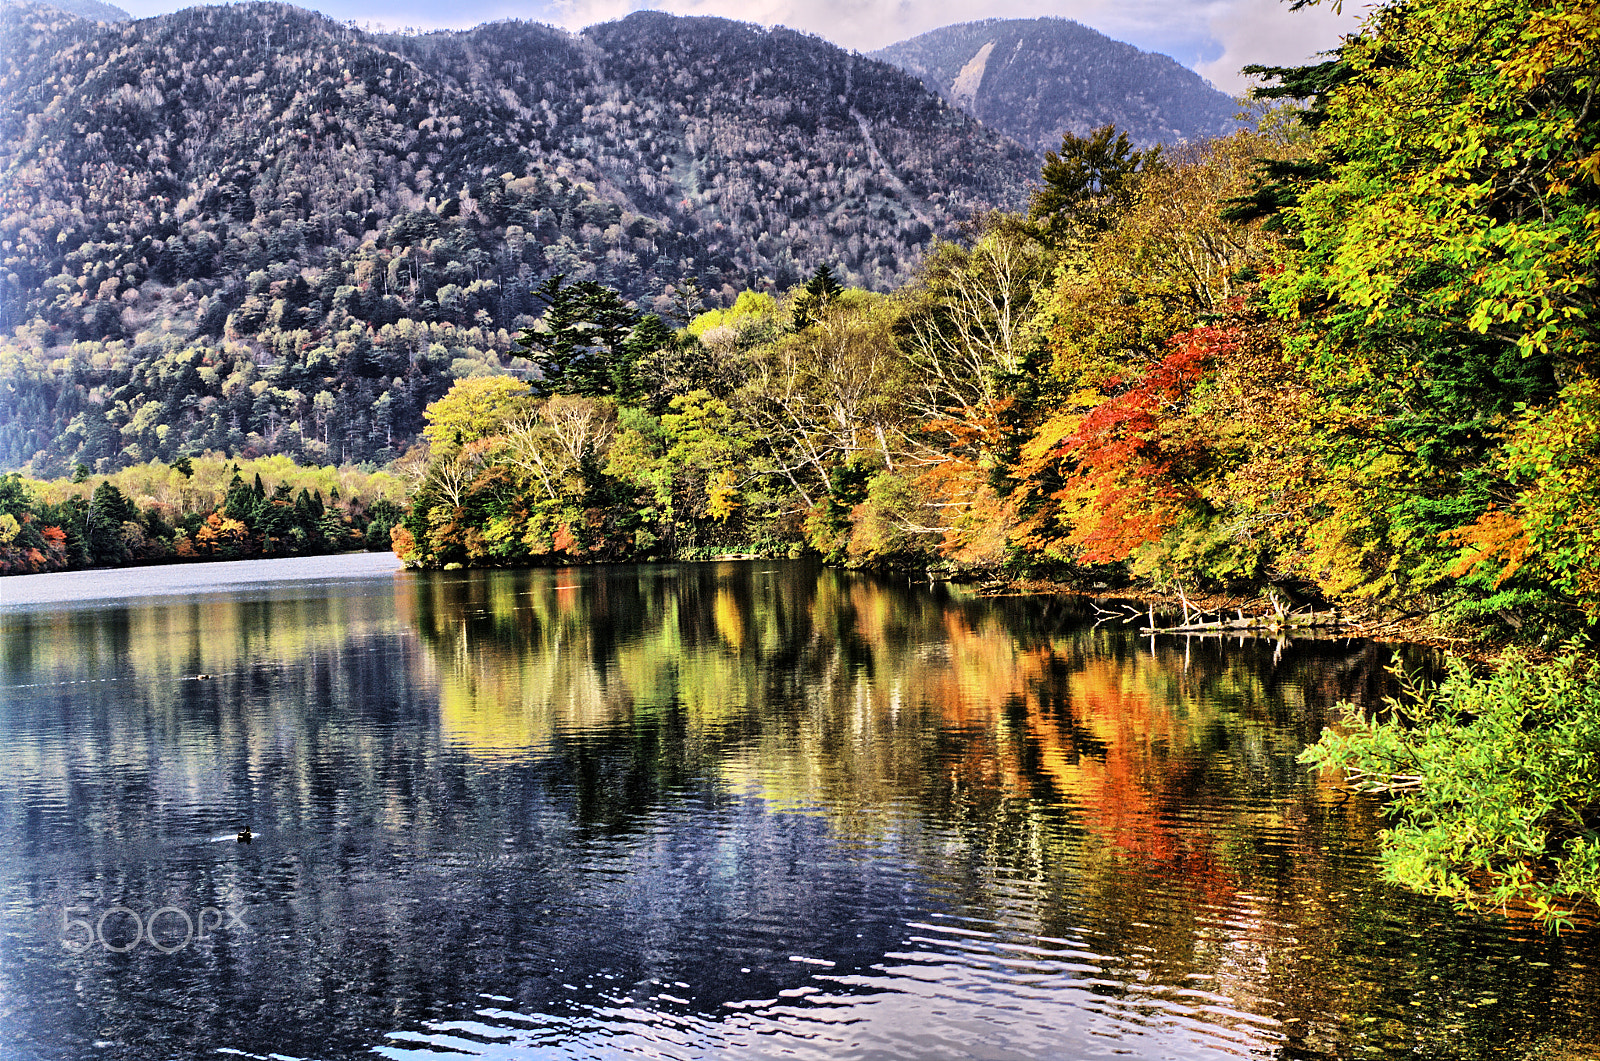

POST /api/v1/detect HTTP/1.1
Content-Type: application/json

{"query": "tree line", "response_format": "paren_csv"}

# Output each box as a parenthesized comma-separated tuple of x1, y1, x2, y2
(391, 0, 1599, 923)
(0, 455, 405, 573)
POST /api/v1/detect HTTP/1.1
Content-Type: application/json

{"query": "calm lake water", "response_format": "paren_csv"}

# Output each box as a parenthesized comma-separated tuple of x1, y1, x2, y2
(1, 557, 1596, 1060)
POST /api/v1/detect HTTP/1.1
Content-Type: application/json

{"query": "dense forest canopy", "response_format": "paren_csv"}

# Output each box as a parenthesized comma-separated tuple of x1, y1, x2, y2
(382, 0, 1598, 924)
(30, 0, 127, 20)
(0, 454, 404, 572)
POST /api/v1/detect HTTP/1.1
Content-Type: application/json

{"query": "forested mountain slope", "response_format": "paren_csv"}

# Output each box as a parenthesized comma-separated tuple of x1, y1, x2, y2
(873, 18, 1239, 150)
(0, 2, 1034, 473)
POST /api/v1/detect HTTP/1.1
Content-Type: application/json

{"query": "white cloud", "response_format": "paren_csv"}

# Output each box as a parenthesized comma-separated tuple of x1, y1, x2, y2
(111, 0, 1365, 91)
(1195, 0, 1367, 94)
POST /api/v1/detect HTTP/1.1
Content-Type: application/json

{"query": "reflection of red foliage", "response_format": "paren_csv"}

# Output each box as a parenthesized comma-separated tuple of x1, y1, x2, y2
(1063, 327, 1234, 563)
(915, 606, 1236, 906)
(1024, 659, 1237, 905)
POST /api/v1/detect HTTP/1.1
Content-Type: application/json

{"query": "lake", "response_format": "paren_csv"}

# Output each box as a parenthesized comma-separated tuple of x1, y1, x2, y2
(1, 556, 1595, 1059)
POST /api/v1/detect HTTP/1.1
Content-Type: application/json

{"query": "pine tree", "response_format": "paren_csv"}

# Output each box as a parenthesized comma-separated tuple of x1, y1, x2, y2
(515, 275, 643, 397)
(1029, 125, 1158, 247)
(792, 263, 843, 329)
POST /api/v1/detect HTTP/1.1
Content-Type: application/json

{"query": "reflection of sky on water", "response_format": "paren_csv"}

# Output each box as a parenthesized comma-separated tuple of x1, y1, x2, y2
(0, 558, 1595, 1060)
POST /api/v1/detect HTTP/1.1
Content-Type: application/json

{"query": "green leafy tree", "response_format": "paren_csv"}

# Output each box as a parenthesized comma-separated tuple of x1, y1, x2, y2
(421, 376, 537, 456)
(222, 471, 258, 525)
(85, 481, 134, 564)
(662, 390, 752, 524)
(619, 313, 677, 407)
(1269, 0, 1598, 375)
(1030, 125, 1160, 248)
(1254, 0, 1597, 627)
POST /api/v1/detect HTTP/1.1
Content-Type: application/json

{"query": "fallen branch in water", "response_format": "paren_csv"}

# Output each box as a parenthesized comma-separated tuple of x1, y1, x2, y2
(1141, 609, 1349, 634)
(1091, 600, 1150, 627)
(1340, 767, 1426, 794)
(1141, 588, 1351, 635)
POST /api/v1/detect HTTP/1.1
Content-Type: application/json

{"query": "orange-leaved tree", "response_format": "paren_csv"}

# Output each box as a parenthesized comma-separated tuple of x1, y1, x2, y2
(1015, 327, 1227, 566)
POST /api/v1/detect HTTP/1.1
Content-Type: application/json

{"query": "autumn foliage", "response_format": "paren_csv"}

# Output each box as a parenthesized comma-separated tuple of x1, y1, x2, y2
(1032, 328, 1222, 564)
(0, 457, 406, 574)
(380, 0, 1600, 645)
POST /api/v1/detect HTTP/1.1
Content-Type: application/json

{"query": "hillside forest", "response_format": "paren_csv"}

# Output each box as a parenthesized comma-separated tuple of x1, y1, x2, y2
(0, 2, 1038, 474)
(1, 0, 1596, 925)
(3, 0, 1596, 649)
(0, 454, 405, 571)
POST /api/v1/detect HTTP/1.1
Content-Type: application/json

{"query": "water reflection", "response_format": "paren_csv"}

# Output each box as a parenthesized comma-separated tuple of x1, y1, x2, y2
(0, 560, 1594, 1060)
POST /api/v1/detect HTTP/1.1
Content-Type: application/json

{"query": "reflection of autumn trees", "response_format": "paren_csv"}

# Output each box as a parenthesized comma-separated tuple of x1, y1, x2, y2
(403, 561, 1394, 907)
(11, 561, 1592, 1057)
(401, 561, 1585, 1055)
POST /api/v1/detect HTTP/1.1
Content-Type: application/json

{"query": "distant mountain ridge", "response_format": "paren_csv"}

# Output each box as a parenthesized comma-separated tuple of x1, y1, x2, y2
(26, 0, 129, 21)
(872, 18, 1240, 149)
(0, 2, 1033, 304)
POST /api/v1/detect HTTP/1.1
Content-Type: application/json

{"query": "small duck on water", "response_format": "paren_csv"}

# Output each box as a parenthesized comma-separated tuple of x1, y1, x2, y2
(237, 826, 253, 844)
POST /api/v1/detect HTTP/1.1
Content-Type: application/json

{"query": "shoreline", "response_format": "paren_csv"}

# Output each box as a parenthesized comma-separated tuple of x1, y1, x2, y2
(4, 551, 1524, 662)
(971, 576, 1518, 664)
(0, 551, 402, 610)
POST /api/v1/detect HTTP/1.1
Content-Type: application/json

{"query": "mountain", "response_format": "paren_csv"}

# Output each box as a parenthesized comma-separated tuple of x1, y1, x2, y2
(872, 18, 1240, 150)
(0, 2, 1035, 473)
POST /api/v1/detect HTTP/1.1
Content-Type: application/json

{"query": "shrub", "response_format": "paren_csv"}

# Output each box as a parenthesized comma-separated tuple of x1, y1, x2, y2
(1301, 648, 1600, 929)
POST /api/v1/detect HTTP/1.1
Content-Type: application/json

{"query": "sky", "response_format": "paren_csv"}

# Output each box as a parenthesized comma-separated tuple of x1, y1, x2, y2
(105, 0, 1369, 95)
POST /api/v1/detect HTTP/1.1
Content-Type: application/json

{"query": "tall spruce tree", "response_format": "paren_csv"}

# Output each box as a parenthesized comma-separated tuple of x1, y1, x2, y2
(791, 263, 844, 329)
(515, 275, 643, 398)
(1029, 125, 1159, 248)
